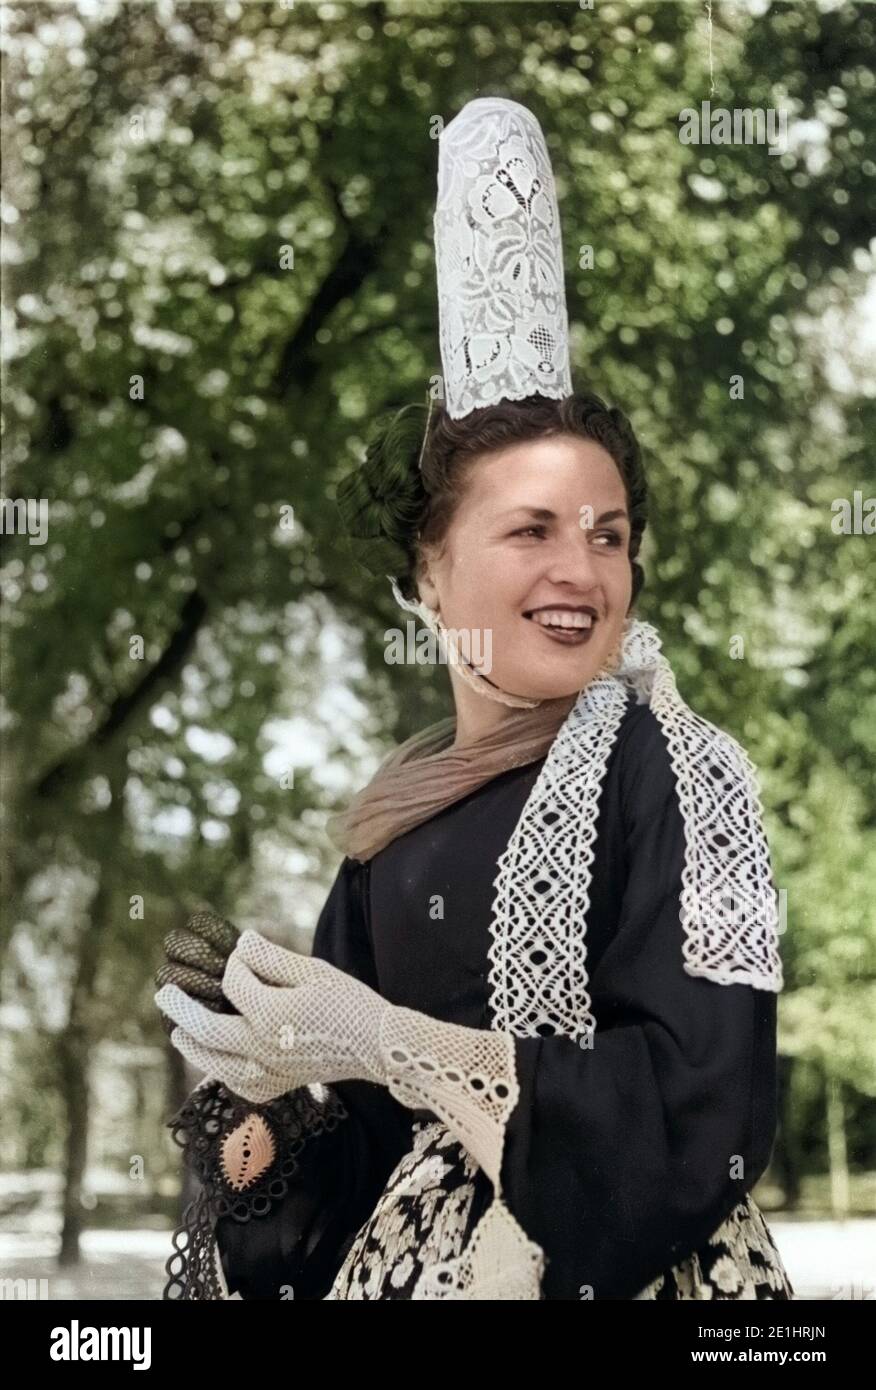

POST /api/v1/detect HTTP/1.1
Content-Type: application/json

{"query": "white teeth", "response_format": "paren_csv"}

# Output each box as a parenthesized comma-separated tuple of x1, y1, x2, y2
(529, 610, 594, 630)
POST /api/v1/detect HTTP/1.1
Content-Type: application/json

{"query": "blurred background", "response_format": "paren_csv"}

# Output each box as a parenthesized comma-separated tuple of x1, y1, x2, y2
(1, 0, 873, 1300)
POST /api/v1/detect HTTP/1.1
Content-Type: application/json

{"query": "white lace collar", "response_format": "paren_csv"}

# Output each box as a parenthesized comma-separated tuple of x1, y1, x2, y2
(487, 618, 784, 1047)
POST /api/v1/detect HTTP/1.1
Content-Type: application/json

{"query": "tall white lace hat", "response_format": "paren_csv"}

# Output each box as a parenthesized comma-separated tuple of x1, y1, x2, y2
(434, 97, 573, 420)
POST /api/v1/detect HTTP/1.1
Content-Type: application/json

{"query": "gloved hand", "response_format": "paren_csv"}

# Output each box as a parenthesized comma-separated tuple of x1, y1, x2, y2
(155, 928, 519, 1189)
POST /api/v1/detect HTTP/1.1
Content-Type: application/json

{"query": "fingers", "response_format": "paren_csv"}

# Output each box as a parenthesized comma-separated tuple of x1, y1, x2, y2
(163, 927, 227, 978)
(221, 953, 288, 1022)
(235, 928, 336, 988)
(155, 983, 251, 1053)
(185, 909, 239, 956)
(167, 1027, 286, 1103)
(156, 910, 239, 1022)
(155, 960, 224, 1003)
(157, 982, 225, 1039)
(168, 1025, 224, 1077)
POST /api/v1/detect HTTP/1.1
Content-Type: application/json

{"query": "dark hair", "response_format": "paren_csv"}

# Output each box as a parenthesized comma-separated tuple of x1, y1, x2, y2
(336, 389, 648, 610)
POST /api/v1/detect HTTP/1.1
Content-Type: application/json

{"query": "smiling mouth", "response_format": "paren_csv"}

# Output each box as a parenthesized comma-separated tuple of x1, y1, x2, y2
(523, 607, 598, 645)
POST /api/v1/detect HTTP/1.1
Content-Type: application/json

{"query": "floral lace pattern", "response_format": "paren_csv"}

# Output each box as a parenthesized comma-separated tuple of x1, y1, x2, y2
(435, 98, 572, 419)
(634, 1196, 795, 1300)
(325, 1120, 485, 1299)
(326, 1119, 794, 1301)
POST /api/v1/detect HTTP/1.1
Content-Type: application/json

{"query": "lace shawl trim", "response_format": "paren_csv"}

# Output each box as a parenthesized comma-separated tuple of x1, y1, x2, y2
(162, 1076, 348, 1300)
(487, 618, 783, 1047)
(647, 643, 784, 991)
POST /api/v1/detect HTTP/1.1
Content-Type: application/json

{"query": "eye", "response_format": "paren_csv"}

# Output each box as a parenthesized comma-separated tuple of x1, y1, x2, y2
(510, 524, 625, 545)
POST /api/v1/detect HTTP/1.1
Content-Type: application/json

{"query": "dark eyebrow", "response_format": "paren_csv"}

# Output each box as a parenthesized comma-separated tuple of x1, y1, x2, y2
(500, 506, 629, 524)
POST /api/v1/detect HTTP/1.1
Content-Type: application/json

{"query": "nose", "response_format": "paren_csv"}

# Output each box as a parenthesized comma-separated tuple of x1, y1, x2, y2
(542, 527, 601, 593)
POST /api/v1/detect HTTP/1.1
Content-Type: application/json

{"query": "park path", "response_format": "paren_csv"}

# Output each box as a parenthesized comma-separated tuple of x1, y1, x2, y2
(0, 1221, 873, 1300)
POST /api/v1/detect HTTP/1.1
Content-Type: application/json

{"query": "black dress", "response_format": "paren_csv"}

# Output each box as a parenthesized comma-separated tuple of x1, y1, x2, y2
(163, 693, 794, 1301)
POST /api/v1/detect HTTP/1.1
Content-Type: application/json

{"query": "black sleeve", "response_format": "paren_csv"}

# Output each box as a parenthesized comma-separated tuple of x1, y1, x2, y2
(498, 709, 779, 1300)
(165, 857, 413, 1301)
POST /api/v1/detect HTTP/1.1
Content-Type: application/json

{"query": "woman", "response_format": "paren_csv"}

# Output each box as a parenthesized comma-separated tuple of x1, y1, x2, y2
(155, 98, 794, 1300)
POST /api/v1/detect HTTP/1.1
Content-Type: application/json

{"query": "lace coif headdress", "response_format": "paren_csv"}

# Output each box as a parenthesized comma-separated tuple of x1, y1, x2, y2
(435, 97, 573, 419)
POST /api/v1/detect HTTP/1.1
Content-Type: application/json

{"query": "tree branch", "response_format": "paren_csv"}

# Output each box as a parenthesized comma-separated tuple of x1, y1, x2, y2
(271, 167, 389, 399)
(32, 589, 208, 800)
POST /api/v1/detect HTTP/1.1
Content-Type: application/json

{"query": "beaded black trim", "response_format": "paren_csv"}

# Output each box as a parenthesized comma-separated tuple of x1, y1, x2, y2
(162, 1078, 349, 1300)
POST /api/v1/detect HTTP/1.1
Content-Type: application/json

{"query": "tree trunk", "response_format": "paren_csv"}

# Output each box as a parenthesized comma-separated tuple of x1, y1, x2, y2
(56, 782, 122, 1267)
(826, 1070, 850, 1220)
(774, 1052, 802, 1208)
(56, 869, 110, 1264)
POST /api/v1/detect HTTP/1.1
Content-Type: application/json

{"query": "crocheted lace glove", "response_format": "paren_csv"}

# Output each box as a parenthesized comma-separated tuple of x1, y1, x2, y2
(155, 928, 518, 1189)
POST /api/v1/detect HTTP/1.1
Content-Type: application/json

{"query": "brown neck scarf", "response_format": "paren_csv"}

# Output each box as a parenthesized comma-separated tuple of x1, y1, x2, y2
(326, 691, 579, 864)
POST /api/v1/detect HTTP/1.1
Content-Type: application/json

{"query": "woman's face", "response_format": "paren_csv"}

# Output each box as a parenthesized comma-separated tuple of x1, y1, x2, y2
(418, 433, 634, 702)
